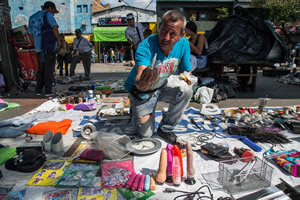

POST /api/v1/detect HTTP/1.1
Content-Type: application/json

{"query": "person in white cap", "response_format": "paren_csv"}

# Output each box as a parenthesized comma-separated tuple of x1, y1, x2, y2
(125, 13, 145, 59)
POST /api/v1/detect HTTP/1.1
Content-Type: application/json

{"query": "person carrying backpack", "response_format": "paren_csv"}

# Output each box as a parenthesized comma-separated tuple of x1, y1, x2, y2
(27, 1, 61, 96)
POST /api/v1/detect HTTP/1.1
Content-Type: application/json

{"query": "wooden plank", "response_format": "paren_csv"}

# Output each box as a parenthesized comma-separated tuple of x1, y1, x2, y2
(221, 74, 257, 77)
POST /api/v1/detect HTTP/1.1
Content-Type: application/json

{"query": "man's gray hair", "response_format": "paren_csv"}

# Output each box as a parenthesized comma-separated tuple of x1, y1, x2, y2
(161, 10, 187, 33)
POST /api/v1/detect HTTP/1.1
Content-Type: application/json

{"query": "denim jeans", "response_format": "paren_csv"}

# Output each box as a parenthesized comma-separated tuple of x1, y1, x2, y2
(104, 55, 108, 63)
(190, 54, 207, 71)
(119, 53, 124, 62)
(129, 84, 193, 138)
(58, 54, 69, 76)
(0, 115, 37, 138)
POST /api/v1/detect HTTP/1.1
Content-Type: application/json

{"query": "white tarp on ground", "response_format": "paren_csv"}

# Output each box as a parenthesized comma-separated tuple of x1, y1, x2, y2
(0, 105, 299, 199)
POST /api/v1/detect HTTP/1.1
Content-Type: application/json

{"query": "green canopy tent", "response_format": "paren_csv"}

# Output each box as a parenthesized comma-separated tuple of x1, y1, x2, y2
(93, 26, 127, 42)
(93, 26, 128, 62)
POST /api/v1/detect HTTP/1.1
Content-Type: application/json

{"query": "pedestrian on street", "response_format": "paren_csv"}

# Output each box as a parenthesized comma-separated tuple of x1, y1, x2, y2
(119, 46, 125, 62)
(91, 47, 97, 63)
(70, 29, 92, 80)
(125, 10, 192, 144)
(27, 1, 61, 96)
(109, 48, 115, 64)
(125, 13, 145, 59)
(57, 34, 70, 76)
(102, 47, 108, 63)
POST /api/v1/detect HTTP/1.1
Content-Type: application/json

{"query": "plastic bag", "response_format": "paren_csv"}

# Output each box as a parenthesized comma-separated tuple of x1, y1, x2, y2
(194, 86, 214, 104)
(167, 72, 198, 92)
(92, 131, 131, 160)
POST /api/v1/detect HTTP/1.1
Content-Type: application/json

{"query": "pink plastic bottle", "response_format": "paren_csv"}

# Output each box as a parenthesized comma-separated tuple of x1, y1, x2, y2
(172, 145, 183, 177)
(125, 172, 136, 189)
(172, 156, 181, 186)
(166, 144, 173, 183)
(138, 174, 145, 192)
(131, 174, 141, 191)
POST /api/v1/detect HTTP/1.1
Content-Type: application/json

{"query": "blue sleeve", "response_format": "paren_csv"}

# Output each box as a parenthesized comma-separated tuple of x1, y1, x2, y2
(47, 12, 58, 27)
(179, 38, 192, 72)
(27, 17, 32, 34)
(135, 37, 152, 67)
(27, 25, 32, 34)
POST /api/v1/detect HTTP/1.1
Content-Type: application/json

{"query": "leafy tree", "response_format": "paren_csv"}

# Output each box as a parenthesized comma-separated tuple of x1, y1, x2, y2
(251, 0, 266, 8)
(216, 7, 229, 20)
(251, 0, 300, 43)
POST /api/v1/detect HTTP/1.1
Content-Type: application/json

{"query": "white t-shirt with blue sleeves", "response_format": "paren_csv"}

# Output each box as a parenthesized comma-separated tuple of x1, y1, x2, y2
(125, 34, 191, 92)
(27, 11, 58, 52)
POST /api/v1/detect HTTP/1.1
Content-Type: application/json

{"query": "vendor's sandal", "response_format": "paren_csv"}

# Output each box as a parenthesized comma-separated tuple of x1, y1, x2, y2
(157, 127, 177, 145)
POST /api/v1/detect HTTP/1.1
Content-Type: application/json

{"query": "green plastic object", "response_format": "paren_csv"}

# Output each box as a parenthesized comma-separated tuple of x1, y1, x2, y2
(0, 147, 17, 165)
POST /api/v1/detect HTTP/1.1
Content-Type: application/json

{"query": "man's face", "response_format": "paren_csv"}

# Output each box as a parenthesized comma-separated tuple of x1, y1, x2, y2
(75, 31, 81, 38)
(185, 27, 193, 37)
(127, 18, 134, 27)
(158, 19, 184, 53)
(46, 7, 56, 15)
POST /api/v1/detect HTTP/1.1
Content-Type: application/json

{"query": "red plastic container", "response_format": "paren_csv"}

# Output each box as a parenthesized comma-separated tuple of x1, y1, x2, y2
(17, 50, 38, 81)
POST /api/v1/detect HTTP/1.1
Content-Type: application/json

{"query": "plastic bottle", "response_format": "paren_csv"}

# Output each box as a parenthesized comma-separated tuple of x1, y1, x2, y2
(166, 144, 173, 183)
(156, 148, 167, 185)
(144, 174, 150, 191)
(172, 156, 181, 186)
(172, 145, 183, 177)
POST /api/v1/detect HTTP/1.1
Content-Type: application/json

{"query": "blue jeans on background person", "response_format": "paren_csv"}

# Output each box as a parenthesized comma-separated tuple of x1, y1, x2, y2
(111, 56, 115, 64)
(129, 84, 193, 138)
(104, 55, 108, 63)
(190, 54, 207, 71)
(58, 55, 69, 76)
(119, 53, 124, 62)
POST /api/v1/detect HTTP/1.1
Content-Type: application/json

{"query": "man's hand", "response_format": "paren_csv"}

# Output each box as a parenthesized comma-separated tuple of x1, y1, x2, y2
(140, 67, 158, 84)
(57, 40, 62, 49)
(136, 66, 158, 91)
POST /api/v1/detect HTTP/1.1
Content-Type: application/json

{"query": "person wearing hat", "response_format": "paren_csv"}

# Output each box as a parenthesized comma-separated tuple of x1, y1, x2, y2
(70, 29, 93, 80)
(125, 13, 145, 59)
(124, 10, 192, 144)
(185, 21, 208, 71)
(27, 1, 61, 96)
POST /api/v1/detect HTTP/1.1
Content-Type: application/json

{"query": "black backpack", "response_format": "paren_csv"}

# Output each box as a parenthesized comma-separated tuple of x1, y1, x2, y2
(5, 149, 46, 173)
(41, 11, 57, 54)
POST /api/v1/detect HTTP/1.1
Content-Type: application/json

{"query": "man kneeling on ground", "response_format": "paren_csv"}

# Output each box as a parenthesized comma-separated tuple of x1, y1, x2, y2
(125, 10, 192, 144)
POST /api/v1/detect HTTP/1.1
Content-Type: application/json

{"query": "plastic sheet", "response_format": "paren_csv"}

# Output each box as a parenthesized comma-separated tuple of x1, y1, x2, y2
(206, 6, 287, 64)
(92, 131, 131, 160)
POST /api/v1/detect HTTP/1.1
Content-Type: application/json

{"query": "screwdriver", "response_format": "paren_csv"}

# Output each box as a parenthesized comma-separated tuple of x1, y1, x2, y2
(191, 118, 202, 131)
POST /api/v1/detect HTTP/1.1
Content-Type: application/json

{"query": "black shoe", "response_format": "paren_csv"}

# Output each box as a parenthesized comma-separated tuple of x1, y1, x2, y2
(157, 127, 177, 145)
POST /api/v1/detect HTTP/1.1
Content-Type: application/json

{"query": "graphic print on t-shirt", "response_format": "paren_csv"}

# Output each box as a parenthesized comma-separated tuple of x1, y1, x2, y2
(149, 57, 180, 90)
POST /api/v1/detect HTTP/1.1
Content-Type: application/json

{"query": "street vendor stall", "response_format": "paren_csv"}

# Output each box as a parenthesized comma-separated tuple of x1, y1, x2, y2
(1, 96, 300, 200)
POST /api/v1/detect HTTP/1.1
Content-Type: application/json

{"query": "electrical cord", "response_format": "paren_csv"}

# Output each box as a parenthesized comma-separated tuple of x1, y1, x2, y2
(164, 185, 213, 200)
(197, 133, 214, 146)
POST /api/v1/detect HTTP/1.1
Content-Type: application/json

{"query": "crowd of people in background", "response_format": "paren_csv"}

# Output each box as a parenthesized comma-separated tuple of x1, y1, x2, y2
(27, 0, 211, 94)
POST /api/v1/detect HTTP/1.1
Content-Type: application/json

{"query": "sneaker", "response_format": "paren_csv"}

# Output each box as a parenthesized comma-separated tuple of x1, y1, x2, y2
(157, 127, 177, 145)
(45, 93, 53, 97)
